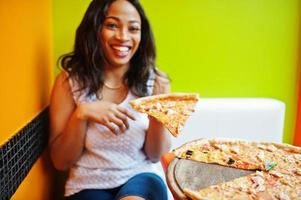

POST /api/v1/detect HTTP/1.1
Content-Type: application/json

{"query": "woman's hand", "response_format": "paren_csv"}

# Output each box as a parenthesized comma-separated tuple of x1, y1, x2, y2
(77, 101, 136, 134)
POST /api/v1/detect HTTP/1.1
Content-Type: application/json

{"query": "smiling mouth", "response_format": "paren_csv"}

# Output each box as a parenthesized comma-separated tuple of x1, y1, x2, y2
(111, 45, 132, 57)
(111, 45, 131, 52)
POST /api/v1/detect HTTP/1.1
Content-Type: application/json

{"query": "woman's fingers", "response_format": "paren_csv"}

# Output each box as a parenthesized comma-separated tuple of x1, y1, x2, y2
(117, 107, 136, 121)
(102, 118, 118, 134)
(108, 114, 127, 132)
(114, 111, 129, 129)
(94, 103, 136, 134)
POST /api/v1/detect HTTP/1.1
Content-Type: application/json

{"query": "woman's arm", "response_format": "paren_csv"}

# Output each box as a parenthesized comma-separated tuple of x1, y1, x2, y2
(49, 72, 88, 170)
(49, 72, 135, 170)
(144, 73, 172, 162)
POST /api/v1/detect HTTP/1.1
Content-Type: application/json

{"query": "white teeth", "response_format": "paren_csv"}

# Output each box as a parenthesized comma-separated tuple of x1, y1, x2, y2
(112, 46, 130, 52)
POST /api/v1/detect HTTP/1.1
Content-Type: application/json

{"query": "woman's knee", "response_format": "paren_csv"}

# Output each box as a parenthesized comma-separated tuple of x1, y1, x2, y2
(119, 196, 145, 200)
(117, 173, 167, 200)
(130, 173, 165, 186)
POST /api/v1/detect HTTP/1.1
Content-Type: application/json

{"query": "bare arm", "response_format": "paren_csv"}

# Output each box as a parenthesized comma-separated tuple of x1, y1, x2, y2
(144, 73, 172, 162)
(49, 72, 88, 170)
(49, 72, 135, 170)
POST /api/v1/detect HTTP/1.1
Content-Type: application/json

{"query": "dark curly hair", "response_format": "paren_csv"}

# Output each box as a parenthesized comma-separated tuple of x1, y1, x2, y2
(59, 0, 163, 98)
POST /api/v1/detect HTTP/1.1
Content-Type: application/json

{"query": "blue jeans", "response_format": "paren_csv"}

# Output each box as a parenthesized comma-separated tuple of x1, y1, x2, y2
(66, 173, 168, 200)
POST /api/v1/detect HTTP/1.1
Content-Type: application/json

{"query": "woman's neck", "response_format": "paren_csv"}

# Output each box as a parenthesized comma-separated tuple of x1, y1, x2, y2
(103, 64, 129, 86)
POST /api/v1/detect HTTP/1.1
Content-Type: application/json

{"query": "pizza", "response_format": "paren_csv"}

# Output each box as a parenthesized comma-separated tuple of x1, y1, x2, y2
(173, 138, 301, 200)
(130, 93, 199, 137)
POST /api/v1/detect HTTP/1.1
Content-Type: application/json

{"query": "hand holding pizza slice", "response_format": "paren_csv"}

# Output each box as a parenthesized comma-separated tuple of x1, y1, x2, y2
(130, 93, 199, 137)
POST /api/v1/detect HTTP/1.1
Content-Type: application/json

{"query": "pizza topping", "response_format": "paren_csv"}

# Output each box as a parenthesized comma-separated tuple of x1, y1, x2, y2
(258, 144, 267, 150)
(264, 161, 277, 171)
(208, 152, 220, 162)
(235, 160, 251, 169)
(239, 185, 250, 193)
(185, 150, 193, 158)
(186, 150, 193, 156)
(292, 168, 301, 176)
(182, 109, 194, 116)
(280, 178, 293, 187)
(139, 105, 149, 111)
(256, 151, 265, 162)
(269, 170, 283, 178)
(223, 190, 234, 198)
(255, 170, 264, 177)
(284, 154, 295, 164)
(255, 183, 266, 193)
(278, 168, 292, 176)
(251, 175, 265, 192)
(251, 175, 265, 185)
(227, 158, 235, 165)
(213, 144, 229, 152)
(177, 124, 184, 134)
(230, 145, 240, 154)
(164, 108, 177, 115)
(293, 153, 301, 160)
(276, 192, 291, 200)
(152, 102, 162, 111)
(166, 101, 176, 107)
(258, 144, 278, 152)
(266, 144, 278, 152)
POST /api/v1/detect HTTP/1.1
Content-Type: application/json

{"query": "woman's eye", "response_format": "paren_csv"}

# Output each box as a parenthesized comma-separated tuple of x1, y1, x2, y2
(105, 23, 118, 29)
(129, 26, 141, 33)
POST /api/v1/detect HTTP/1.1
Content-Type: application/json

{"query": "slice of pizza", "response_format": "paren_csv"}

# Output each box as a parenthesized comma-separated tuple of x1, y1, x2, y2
(183, 171, 276, 200)
(130, 93, 199, 137)
(173, 139, 262, 170)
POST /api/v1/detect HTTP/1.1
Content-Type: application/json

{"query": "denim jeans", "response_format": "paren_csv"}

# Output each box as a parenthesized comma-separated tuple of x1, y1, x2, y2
(66, 172, 168, 200)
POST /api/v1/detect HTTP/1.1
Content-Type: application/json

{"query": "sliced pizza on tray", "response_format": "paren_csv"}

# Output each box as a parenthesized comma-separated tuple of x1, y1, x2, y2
(172, 138, 301, 200)
(130, 93, 199, 137)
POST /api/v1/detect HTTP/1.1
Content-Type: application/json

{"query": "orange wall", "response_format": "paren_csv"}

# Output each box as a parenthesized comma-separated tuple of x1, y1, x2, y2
(0, 0, 55, 199)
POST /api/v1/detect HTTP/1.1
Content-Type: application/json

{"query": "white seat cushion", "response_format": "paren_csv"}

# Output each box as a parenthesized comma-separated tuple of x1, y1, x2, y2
(172, 98, 285, 149)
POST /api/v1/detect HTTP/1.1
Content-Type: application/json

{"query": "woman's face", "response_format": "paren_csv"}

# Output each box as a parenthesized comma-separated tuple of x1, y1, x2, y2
(100, 0, 141, 69)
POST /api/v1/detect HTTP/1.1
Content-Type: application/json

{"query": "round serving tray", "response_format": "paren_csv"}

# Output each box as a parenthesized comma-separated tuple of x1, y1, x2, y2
(166, 158, 253, 200)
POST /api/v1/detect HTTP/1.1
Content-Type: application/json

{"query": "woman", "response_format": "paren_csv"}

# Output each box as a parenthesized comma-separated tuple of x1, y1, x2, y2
(49, 0, 171, 199)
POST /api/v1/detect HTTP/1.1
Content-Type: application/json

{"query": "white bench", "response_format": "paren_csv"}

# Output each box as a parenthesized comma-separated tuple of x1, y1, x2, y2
(172, 97, 285, 149)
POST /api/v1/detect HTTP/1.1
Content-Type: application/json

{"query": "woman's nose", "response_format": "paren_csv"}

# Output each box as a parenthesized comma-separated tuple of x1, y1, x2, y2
(115, 28, 130, 41)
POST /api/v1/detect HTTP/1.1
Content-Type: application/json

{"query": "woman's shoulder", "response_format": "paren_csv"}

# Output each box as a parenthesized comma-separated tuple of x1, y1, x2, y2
(54, 71, 79, 94)
(53, 70, 89, 104)
(56, 70, 81, 91)
(50, 70, 76, 107)
(154, 69, 169, 80)
(152, 69, 170, 95)
(53, 70, 83, 98)
(53, 71, 70, 89)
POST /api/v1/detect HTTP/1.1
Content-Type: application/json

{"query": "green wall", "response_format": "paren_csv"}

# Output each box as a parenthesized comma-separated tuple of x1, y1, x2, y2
(53, 0, 90, 74)
(53, 0, 300, 143)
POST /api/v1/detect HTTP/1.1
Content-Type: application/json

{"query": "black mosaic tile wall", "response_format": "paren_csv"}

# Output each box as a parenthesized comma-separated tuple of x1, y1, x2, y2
(0, 108, 49, 200)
